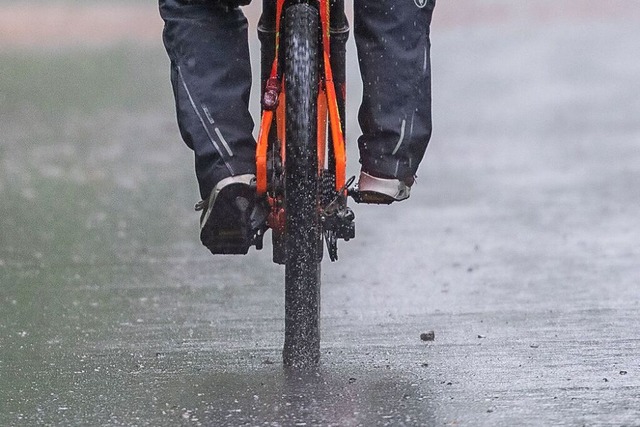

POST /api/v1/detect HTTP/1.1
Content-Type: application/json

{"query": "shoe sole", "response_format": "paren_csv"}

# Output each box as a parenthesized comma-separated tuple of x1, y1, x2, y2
(354, 191, 395, 205)
(354, 171, 411, 204)
(200, 183, 255, 255)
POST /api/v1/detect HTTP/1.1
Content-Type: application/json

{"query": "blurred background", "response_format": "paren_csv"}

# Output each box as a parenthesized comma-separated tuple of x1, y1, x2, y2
(1, 1, 639, 425)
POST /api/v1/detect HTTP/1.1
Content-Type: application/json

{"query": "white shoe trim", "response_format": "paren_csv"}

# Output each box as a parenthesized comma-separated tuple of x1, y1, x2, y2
(200, 174, 255, 231)
(357, 171, 411, 201)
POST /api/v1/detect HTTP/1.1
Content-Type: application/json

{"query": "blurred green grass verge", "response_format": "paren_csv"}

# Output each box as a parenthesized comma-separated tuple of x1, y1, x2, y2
(0, 46, 195, 273)
(0, 46, 168, 118)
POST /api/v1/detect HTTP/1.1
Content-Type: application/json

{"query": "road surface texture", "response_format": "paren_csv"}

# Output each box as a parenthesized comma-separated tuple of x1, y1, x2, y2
(1, 1, 639, 425)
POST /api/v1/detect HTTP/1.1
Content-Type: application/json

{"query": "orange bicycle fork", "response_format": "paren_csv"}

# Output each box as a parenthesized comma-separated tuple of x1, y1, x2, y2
(256, 0, 349, 196)
(256, 0, 353, 259)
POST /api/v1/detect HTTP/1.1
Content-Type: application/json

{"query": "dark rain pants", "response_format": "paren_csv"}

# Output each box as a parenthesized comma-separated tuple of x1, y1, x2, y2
(159, 0, 436, 199)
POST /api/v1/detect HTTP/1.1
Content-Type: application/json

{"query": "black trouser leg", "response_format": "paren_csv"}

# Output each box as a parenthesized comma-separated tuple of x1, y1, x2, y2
(354, 0, 436, 180)
(159, 0, 256, 199)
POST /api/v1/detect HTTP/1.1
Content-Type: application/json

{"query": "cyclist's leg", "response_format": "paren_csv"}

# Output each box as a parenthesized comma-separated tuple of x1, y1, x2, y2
(159, 0, 256, 200)
(354, 0, 436, 184)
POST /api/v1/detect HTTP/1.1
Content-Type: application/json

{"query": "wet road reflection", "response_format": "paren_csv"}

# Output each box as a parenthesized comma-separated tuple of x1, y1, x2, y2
(159, 366, 435, 425)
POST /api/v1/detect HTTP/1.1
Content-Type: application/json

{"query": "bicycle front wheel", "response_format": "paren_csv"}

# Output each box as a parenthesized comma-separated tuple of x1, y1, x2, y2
(282, 3, 322, 369)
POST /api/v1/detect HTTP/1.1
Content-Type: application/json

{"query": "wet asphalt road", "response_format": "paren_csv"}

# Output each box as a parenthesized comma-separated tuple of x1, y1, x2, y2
(1, 1, 640, 425)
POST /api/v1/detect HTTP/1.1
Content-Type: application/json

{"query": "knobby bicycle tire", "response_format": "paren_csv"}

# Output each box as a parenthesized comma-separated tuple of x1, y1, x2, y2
(282, 3, 322, 368)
